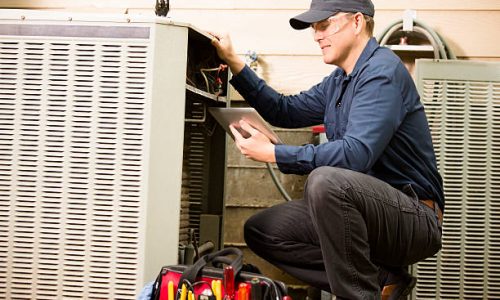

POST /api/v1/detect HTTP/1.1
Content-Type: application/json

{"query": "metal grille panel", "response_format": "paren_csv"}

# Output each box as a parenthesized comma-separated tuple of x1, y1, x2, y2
(182, 91, 221, 244)
(0, 38, 149, 299)
(414, 60, 500, 299)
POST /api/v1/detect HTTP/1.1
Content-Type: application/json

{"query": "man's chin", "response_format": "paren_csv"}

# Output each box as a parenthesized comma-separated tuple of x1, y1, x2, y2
(322, 56, 336, 65)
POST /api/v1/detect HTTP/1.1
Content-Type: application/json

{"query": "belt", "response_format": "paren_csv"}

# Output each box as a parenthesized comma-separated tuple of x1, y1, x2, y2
(420, 199, 443, 224)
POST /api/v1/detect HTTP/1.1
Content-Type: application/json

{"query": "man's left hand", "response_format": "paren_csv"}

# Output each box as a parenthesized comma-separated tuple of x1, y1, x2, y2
(229, 120, 276, 163)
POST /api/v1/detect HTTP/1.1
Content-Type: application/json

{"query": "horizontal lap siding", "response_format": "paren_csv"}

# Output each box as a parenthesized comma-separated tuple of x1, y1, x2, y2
(4, 0, 500, 10)
(3, 1, 500, 58)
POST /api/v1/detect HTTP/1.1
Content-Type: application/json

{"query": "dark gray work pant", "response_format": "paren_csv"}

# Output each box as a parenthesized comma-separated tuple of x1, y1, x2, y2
(244, 166, 442, 300)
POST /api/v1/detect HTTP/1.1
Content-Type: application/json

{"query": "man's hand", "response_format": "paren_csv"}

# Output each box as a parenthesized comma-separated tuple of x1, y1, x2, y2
(209, 32, 245, 75)
(229, 120, 276, 163)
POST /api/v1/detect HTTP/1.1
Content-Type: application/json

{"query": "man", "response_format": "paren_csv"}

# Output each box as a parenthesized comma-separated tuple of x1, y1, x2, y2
(211, 0, 444, 299)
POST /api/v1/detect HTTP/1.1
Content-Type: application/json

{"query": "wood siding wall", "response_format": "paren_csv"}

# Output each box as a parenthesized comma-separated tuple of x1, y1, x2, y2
(3, 0, 500, 288)
(3, 1, 499, 95)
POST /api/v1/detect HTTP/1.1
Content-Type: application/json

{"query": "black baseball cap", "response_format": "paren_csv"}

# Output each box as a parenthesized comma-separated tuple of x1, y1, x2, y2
(290, 0, 375, 30)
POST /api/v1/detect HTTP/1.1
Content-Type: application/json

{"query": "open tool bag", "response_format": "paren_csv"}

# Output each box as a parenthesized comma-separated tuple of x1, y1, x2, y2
(150, 247, 290, 300)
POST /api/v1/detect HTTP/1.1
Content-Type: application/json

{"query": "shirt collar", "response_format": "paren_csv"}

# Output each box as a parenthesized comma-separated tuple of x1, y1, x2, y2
(347, 37, 379, 78)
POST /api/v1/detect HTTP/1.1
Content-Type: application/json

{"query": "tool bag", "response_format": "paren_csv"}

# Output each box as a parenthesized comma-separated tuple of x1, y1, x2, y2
(150, 247, 290, 300)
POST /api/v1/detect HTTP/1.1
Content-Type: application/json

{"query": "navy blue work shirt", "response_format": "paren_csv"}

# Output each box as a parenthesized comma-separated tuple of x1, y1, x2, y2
(230, 38, 444, 211)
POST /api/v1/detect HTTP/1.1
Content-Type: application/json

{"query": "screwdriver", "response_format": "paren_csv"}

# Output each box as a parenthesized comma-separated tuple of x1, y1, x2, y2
(223, 266, 235, 299)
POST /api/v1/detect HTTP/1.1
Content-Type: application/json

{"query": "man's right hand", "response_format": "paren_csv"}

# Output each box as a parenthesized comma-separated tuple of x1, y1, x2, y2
(229, 120, 276, 163)
(209, 32, 246, 75)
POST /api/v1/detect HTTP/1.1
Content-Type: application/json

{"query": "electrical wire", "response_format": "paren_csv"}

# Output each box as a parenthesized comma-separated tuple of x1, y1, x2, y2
(200, 67, 219, 93)
(200, 64, 227, 95)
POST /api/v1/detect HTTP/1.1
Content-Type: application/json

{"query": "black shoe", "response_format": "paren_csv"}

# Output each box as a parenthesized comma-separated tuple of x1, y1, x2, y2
(379, 267, 417, 300)
(387, 274, 416, 300)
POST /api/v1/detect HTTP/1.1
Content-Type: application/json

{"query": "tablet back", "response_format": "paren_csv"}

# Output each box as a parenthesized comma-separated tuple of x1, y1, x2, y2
(208, 107, 283, 144)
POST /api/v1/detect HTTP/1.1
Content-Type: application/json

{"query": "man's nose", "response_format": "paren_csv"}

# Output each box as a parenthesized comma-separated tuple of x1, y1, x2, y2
(313, 31, 323, 43)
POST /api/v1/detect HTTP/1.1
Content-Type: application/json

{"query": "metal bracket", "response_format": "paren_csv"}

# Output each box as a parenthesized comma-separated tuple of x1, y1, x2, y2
(403, 9, 417, 31)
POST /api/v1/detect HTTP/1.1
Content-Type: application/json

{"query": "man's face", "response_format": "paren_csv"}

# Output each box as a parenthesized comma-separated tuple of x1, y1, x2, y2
(311, 13, 354, 65)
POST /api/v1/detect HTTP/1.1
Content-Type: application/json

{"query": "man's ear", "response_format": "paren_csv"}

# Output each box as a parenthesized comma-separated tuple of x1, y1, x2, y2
(353, 12, 364, 35)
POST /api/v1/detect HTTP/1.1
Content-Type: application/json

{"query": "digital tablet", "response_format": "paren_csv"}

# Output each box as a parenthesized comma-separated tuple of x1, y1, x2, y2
(208, 107, 283, 144)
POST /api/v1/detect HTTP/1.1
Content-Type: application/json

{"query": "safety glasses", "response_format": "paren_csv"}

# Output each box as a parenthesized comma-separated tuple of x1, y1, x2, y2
(310, 13, 353, 37)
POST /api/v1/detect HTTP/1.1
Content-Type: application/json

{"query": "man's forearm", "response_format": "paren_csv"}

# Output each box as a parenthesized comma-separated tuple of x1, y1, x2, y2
(225, 54, 245, 76)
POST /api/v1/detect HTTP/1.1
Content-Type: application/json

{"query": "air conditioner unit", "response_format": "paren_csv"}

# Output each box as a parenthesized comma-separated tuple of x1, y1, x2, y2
(413, 59, 500, 299)
(0, 10, 228, 299)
